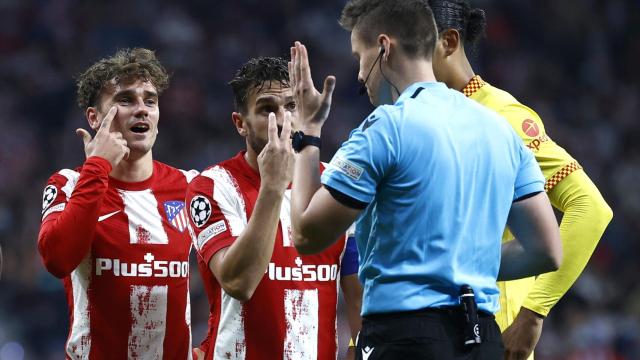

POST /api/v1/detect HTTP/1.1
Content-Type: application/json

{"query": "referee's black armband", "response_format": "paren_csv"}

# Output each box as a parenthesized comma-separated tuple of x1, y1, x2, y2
(513, 191, 543, 203)
(324, 185, 369, 210)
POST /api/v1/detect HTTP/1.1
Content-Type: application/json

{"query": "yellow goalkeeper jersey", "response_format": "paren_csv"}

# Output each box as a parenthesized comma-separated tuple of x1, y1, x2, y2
(462, 76, 612, 334)
(464, 76, 580, 189)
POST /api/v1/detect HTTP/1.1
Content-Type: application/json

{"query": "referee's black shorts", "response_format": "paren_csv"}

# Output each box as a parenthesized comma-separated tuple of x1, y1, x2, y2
(355, 307, 503, 360)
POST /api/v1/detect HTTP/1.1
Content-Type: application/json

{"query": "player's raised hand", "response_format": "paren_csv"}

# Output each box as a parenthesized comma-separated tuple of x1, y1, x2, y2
(76, 106, 130, 168)
(257, 112, 294, 194)
(289, 41, 336, 134)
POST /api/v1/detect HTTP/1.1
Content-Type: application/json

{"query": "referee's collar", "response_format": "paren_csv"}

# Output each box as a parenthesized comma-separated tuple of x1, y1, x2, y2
(396, 81, 446, 104)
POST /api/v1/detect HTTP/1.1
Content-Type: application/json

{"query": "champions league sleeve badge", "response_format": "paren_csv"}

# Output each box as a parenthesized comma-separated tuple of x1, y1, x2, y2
(189, 196, 212, 228)
(42, 185, 58, 212)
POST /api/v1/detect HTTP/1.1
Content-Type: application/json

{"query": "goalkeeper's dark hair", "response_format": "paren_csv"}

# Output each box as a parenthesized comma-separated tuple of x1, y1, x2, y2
(428, 0, 486, 46)
(339, 0, 438, 59)
(76, 48, 169, 110)
(228, 57, 290, 114)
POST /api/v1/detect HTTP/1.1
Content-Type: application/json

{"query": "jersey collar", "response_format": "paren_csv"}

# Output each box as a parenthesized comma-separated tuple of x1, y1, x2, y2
(108, 161, 157, 191)
(461, 75, 486, 97)
(395, 81, 446, 104)
(235, 151, 261, 185)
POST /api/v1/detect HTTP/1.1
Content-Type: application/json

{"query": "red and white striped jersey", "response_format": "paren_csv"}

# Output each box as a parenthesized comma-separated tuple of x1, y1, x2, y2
(38, 157, 198, 360)
(186, 152, 348, 360)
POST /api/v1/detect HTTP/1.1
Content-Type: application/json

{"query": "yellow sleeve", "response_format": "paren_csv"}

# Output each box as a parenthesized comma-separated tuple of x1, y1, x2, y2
(521, 169, 613, 316)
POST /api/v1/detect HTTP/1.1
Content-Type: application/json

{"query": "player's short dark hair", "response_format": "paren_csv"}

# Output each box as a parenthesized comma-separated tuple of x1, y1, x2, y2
(428, 0, 486, 46)
(339, 0, 438, 59)
(76, 48, 169, 109)
(228, 57, 290, 114)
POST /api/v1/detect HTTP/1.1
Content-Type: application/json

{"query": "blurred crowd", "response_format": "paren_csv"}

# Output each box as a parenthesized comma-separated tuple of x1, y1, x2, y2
(0, 0, 638, 359)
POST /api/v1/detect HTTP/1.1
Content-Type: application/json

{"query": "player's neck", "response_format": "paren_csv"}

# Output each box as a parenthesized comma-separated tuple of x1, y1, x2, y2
(244, 146, 259, 173)
(452, 56, 476, 93)
(110, 151, 154, 183)
(391, 58, 437, 95)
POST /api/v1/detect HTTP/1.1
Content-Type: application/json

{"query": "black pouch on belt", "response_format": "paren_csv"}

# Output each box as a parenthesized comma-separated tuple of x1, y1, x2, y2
(459, 284, 482, 346)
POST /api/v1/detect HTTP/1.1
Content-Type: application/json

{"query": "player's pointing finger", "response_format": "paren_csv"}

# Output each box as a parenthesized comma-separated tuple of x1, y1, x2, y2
(98, 106, 118, 134)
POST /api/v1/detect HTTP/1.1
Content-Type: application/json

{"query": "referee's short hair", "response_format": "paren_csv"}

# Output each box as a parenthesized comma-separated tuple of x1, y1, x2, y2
(339, 0, 438, 59)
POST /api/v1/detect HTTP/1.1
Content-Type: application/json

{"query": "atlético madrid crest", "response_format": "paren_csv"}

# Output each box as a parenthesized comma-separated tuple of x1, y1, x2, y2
(164, 201, 188, 232)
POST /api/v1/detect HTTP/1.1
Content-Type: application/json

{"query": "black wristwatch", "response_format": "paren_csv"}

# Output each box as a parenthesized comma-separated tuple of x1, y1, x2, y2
(291, 131, 321, 153)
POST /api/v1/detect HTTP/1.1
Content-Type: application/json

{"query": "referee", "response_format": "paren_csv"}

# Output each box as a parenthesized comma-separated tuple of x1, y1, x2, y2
(289, 0, 562, 359)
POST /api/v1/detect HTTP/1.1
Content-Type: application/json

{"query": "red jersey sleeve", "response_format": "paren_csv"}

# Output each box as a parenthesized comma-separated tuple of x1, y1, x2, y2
(186, 170, 247, 265)
(37, 156, 112, 278)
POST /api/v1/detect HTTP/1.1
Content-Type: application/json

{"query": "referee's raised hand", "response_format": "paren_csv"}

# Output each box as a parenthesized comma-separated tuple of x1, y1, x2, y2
(289, 41, 336, 135)
(75, 106, 130, 168)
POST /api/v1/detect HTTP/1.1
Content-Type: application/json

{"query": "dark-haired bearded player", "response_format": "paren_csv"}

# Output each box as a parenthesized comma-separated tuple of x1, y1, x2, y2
(428, 1, 613, 359)
(38, 48, 198, 359)
(186, 57, 361, 360)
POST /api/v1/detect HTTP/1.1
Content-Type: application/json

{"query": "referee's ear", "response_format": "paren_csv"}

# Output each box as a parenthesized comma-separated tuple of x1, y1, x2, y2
(438, 29, 461, 57)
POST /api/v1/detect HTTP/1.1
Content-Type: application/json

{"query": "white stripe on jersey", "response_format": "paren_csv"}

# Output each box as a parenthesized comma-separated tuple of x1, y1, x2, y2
(187, 222, 198, 249)
(214, 291, 246, 360)
(279, 189, 293, 247)
(346, 223, 356, 238)
(283, 289, 319, 360)
(186, 286, 193, 360)
(179, 169, 199, 183)
(333, 268, 342, 360)
(58, 169, 80, 199)
(66, 255, 92, 360)
(119, 189, 169, 244)
(128, 285, 168, 360)
(202, 166, 247, 237)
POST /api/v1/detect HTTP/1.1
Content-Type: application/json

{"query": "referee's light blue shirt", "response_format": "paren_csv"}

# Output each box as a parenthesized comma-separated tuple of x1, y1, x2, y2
(321, 82, 544, 316)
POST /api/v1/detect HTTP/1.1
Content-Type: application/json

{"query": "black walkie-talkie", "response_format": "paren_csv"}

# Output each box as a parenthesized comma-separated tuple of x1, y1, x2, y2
(460, 285, 481, 345)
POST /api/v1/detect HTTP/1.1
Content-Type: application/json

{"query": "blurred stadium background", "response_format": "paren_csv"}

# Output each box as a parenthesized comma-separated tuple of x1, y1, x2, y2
(0, 0, 639, 359)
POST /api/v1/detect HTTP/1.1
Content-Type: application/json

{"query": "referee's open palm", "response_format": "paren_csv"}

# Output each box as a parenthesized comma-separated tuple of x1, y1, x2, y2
(289, 41, 336, 131)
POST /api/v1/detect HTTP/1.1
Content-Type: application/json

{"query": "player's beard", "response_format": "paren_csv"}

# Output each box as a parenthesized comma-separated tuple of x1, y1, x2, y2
(246, 122, 285, 155)
(247, 131, 267, 155)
